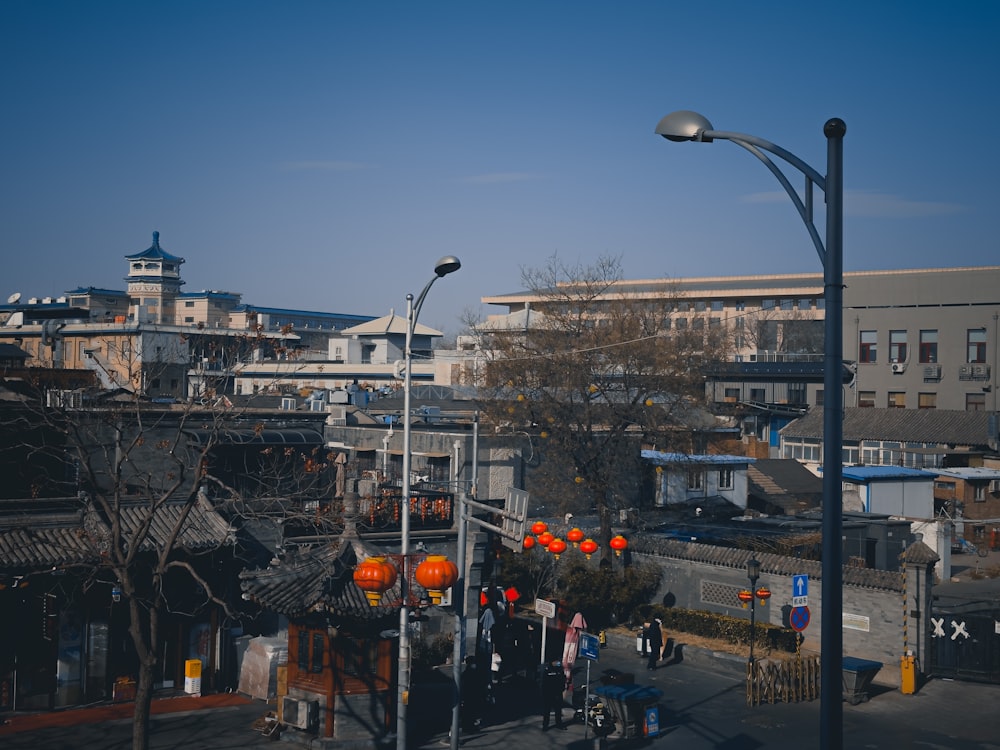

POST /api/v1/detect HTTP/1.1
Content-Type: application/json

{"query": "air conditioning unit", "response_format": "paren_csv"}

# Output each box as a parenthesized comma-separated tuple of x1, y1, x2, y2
(281, 697, 319, 730)
(890, 362, 906, 373)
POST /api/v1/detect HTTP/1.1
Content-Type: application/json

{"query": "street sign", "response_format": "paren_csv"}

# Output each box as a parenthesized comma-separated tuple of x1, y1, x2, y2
(501, 488, 530, 551)
(789, 605, 811, 632)
(792, 574, 808, 607)
(579, 632, 600, 661)
(535, 598, 556, 619)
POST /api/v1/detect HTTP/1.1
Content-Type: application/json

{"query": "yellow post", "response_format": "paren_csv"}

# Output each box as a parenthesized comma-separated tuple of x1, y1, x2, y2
(900, 654, 916, 695)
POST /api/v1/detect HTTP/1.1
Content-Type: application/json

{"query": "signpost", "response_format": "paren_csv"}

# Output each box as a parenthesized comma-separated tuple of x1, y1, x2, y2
(578, 632, 600, 740)
(535, 598, 556, 667)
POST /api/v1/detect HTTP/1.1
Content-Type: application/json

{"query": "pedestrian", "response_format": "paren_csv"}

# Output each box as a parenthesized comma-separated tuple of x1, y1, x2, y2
(655, 617, 670, 661)
(541, 661, 568, 731)
(461, 657, 486, 732)
(642, 619, 662, 670)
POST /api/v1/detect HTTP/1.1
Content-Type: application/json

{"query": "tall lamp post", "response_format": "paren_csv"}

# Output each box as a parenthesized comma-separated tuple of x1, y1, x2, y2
(746, 558, 761, 668)
(656, 111, 845, 749)
(397, 255, 462, 750)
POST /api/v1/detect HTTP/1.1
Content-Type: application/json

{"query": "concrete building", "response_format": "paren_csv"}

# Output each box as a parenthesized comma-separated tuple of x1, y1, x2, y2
(482, 266, 1000, 412)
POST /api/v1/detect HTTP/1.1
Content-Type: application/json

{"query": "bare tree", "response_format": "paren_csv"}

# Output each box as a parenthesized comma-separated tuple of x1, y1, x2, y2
(471, 255, 729, 557)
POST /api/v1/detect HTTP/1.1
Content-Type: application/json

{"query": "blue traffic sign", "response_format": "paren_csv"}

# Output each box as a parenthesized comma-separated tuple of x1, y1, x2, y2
(579, 632, 600, 661)
(792, 574, 809, 607)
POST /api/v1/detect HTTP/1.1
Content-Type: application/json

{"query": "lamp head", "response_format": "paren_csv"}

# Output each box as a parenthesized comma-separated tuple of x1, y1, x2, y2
(746, 557, 761, 582)
(655, 110, 714, 143)
(434, 256, 462, 277)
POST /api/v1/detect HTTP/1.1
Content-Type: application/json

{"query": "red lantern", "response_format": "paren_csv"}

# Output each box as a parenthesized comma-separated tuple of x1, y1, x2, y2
(415, 555, 459, 605)
(755, 586, 772, 605)
(523, 535, 536, 550)
(567, 527, 585, 546)
(737, 589, 754, 609)
(537, 531, 554, 548)
(354, 557, 398, 607)
(580, 538, 598, 559)
(610, 535, 628, 557)
(548, 538, 567, 559)
(531, 521, 548, 536)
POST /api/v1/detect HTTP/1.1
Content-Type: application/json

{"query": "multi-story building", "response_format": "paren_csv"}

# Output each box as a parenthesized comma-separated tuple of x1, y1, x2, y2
(482, 266, 1000, 412)
(0, 232, 375, 400)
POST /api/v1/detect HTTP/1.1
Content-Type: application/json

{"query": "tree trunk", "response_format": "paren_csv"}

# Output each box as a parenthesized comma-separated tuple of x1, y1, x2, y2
(127, 598, 159, 750)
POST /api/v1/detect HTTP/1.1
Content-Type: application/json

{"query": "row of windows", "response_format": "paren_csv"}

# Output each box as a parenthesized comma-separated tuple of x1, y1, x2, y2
(782, 438, 947, 469)
(858, 328, 987, 364)
(857, 390, 988, 410)
(685, 468, 734, 490)
(664, 298, 824, 314)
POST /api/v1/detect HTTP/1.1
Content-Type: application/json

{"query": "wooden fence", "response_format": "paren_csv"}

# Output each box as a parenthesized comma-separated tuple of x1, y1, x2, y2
(747, 655, 821, 706)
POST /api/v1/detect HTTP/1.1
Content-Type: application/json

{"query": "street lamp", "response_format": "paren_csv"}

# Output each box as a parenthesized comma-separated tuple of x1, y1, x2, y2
(746, 558, 761, 667)
(656, 111, 845, 749)
(397, 255, 461, 750)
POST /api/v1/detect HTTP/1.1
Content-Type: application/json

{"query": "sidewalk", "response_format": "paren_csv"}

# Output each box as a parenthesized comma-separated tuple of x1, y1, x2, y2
(0, 691, 255, 737)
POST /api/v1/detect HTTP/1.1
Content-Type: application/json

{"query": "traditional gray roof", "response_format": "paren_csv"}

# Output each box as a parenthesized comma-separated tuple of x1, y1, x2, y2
(239, 536, 405, 620)
(747, 459, 823, 514)
(630, 535, 903, 592)
(781, 407, 995, 447)
(0, 494, 234, 570)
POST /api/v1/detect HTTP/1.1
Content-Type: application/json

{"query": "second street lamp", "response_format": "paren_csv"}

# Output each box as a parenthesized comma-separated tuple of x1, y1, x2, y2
(656, 111, 845, 749)
(396, 255, 461, 750)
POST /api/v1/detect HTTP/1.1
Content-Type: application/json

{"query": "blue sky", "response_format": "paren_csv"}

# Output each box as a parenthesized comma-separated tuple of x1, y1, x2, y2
(2, 1, 998, 335)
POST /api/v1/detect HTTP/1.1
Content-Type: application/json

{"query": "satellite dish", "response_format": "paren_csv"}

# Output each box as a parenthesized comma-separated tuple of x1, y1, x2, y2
(7, 292, 21, 304)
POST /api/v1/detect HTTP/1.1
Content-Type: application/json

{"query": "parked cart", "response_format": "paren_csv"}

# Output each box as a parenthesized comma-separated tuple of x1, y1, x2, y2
(842, 657, 882, 705)
(593, 684, 663, 738)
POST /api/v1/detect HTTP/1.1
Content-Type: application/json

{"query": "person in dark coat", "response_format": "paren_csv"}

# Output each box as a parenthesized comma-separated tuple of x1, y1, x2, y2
(461, 657, 487, 732)
(540, 662, 567, 730)
(643, 619, 663, 670)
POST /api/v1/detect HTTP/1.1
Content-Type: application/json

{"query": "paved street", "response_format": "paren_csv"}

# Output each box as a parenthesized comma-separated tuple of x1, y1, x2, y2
(2, 631, 1000, 749)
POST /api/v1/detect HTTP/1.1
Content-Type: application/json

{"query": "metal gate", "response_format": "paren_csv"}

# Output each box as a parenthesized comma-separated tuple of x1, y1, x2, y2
(927, 603, 1000, 684)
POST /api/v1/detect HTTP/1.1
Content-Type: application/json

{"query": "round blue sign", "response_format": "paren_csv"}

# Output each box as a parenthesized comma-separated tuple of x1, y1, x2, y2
(789, 606, 810, 632)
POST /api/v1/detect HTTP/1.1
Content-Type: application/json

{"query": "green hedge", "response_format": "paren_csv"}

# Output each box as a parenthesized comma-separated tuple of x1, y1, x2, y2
(636, 605, 799, 654)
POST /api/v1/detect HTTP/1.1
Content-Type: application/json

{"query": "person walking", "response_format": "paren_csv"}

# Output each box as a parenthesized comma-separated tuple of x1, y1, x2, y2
(643, 619, 663, 670)
(541, 662, 568, 731)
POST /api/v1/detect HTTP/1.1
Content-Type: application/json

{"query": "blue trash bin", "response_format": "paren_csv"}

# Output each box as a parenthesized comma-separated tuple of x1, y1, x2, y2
(842, 657, 882, 705)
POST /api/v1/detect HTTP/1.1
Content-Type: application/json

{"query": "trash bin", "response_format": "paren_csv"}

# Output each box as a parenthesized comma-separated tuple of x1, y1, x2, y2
(593, 684, 663, 738)
(842, 657, 882, 705)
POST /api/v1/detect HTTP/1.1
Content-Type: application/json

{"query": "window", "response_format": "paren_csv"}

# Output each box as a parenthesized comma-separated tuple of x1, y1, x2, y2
(735, 301, 746, 311)
(859, 331, 877, 363)
(967, 328, 986, 363)
(815, 389, 824, 407)
(761, 299, 776, 310)
(919, 330, 938, 363)
(918, 392, 937, 409)
(750, 388, 766, 402)
(724, 387, 740, 401)
(297, 629, 309, 672)
(887, 392, 906, 408)
(687, 470, 703, 490)
(311, 632, 324, 673)
(974, 484, 985, 503)
(185, 300, 194, 307)
(694, 300, 706, 312)
(185, 316, 195, 323)
(798, 299, 812, 310)
(842, 442, 859, 464)
(675, 318, 688, 329)
(718, 468, 734, 490)
(858, 391, 876, 408)
(788, 382, 807, 404)
(966, 392, 986, 411)
(889, 331, 907, 363)
(710, 300, 724, 312)
(780, 299, 793, 310)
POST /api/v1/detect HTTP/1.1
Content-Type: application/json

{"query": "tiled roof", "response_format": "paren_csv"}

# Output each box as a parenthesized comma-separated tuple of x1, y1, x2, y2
(747, 459, 823, 513)
(781, 407, 995, 447)
(240, 536, 403, 620)
(0, 495, 233, 570)
(630, 534, 904, 592)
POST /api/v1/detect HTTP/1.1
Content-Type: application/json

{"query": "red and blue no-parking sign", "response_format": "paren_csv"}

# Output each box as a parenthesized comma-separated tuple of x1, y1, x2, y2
(789, 606, 810, 632)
